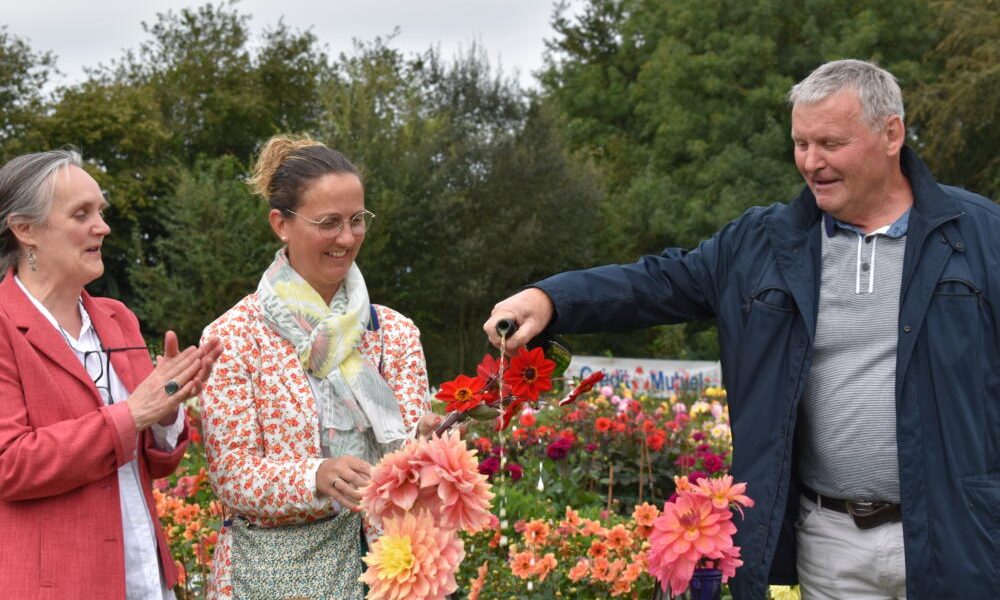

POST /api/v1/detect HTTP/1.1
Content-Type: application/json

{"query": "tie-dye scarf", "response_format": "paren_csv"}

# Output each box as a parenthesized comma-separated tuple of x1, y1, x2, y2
(257, 248, 406, 447)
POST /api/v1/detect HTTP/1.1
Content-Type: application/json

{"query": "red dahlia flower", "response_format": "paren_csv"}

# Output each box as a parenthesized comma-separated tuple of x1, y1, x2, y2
(560, 371, 605, 406)
(435, 374, 487, 413)
(503, 347, 555, 401)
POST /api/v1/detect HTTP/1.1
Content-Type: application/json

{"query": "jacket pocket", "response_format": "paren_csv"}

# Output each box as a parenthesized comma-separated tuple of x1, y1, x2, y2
(934, 277, 983, 299)
(959, 475, 1000, 582)
(926, 275, 991, 475)
(748, 286, 798, 314)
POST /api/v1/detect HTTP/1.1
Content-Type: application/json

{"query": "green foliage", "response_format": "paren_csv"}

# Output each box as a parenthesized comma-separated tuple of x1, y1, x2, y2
(0, 27, 55, 159)
(909, 0, 1000, 198)
(129, 156, 278, 345)
(30, 2, 329, 301)
(317, 39, 603, 378)
(542, 0, 962, 359)
(546, 0, 940, 255)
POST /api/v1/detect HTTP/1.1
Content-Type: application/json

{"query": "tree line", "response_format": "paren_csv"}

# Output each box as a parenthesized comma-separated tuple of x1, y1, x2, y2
(1, 0, 995, 381)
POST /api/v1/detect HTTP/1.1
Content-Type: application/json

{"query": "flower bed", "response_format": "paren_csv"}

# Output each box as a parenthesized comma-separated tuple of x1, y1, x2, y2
(158, 384, 799, 599)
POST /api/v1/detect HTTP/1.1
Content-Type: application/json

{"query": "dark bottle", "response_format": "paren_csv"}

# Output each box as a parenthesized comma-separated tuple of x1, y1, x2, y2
(495, 318, 572, 383)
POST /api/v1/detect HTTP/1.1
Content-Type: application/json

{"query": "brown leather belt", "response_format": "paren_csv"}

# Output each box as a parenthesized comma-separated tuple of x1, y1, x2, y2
(803, 487, 902, 530)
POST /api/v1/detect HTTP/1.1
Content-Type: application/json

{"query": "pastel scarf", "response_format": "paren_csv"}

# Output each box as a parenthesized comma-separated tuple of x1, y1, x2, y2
(256, 248, 406, 446)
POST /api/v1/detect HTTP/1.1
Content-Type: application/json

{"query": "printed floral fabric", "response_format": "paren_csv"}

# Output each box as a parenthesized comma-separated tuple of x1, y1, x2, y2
(200, 293, 430, 599)
(228, 511, 364, 600)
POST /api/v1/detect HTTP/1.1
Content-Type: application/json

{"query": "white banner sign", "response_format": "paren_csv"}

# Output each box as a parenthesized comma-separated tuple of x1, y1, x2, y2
(566, 355, 722, 397)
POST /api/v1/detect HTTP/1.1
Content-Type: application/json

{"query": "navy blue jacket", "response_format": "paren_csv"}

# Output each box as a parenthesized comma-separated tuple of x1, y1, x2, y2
(536, 148, 999, 599)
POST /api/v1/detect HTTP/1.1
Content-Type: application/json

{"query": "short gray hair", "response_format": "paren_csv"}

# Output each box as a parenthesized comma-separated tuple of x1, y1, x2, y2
(0, 149, 83, 273)
(788, 59, 904, 129)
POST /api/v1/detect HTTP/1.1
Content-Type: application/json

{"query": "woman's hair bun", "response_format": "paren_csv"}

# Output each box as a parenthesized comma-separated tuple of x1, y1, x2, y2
(247, 135, 324, 199)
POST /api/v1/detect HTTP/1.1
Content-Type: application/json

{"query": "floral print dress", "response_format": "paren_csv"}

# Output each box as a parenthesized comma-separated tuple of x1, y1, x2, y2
(199, 293, 430, 599)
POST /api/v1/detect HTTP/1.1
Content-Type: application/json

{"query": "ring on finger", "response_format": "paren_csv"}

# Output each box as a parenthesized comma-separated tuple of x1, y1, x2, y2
(164, 380, 180, 395)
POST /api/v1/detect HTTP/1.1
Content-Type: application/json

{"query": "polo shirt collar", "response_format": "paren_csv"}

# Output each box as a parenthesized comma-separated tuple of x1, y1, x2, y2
(823, 208, 910, 239)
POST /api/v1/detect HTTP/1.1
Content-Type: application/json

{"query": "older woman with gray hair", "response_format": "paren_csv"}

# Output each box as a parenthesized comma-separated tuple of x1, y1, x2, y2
(0, 149, 222, 599)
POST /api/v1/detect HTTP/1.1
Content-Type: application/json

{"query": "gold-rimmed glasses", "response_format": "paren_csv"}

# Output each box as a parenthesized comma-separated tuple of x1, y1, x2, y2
(284, 209, 375, 237)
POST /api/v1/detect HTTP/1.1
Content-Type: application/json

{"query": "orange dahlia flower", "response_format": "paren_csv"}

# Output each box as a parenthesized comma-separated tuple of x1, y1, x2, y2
(510, 550, 536, 579)
(605, 524, 633, 552)
(523, 519, 551, 547)
(567, 558, 590, 582)
(693, 474, 755, 516)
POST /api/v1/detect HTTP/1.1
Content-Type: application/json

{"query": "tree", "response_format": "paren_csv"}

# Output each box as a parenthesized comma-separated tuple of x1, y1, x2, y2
(32, 2, 330, 303)
(315, 40, 603, 378)
(128, 156, 277, 345)
(542, 0, 941, 359)
(0, 27, 55, 160)
(909, 0, 999, 198)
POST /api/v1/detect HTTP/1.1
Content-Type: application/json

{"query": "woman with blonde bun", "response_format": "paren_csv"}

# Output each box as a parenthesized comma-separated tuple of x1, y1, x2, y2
(200, 136, 436, 599)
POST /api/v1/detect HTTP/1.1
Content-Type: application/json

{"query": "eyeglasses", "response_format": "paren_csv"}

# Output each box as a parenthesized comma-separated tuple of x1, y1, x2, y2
(82, 345, 150, 404)
(283, 209, 375, 237)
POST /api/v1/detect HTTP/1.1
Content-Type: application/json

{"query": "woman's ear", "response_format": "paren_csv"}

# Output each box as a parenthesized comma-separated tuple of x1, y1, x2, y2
(7, 217, 38, 248)
(268, 209, 288, 243)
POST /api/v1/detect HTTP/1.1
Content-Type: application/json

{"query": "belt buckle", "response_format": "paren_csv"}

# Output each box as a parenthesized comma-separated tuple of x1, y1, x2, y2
(846, 500, 897, 530)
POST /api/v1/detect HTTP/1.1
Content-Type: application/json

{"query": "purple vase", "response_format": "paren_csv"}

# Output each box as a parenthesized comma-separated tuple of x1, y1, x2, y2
(650, 569, 723, 600)
(688, 568, 723, 600)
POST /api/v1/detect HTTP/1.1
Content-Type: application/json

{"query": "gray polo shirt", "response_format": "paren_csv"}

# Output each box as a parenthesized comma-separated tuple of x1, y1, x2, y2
(797, 210, 910, 503)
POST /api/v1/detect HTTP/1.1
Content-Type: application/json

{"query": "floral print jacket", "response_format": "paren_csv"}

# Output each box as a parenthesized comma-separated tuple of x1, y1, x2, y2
(199, 293, 429, 598)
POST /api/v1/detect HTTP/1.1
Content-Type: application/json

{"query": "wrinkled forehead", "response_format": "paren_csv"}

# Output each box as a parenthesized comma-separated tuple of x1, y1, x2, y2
(791, 91, 867, 135)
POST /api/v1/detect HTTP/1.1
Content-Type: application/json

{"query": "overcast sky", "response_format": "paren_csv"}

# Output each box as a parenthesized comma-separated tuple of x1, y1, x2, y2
(5, 0, 582, 91)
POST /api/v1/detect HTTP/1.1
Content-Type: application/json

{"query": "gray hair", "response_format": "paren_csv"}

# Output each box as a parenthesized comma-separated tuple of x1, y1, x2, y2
(0, 149, 83, 273)
(788, 59, 904, 129)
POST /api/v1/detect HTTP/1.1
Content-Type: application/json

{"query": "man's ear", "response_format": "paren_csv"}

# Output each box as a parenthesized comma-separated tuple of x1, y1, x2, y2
(884, 114, 906, 156)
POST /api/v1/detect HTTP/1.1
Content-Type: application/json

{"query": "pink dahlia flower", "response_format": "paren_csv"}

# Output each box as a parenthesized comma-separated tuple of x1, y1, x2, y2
(647, 493, 738, 596)
(360, 510, 465, 600)
(361, 439, 424, 524)
(416, 432, 495, 533)
(717, 544, 744, 582)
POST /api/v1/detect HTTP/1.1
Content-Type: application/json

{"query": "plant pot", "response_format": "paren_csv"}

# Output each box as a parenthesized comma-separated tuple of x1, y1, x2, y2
(651, 568, 723, 600)
(689, 568, 723, 600)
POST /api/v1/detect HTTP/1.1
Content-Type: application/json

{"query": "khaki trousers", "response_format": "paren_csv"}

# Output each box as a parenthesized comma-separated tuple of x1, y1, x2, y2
(796, 494, 906, 599)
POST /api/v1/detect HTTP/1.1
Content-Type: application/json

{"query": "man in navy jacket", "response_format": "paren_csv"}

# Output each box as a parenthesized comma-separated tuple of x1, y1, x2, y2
(485, 60, 998, 599)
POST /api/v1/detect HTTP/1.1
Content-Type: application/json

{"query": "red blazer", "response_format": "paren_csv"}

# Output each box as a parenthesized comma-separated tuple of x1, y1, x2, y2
(0, 272, 187, 599)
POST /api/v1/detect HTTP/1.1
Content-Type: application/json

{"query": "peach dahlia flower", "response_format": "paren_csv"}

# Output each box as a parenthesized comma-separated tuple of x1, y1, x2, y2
(360, 511, 464, 600)
(361, 439, 424, 524)
(693, 474, 755, 516)
(362, 433, 494, 535)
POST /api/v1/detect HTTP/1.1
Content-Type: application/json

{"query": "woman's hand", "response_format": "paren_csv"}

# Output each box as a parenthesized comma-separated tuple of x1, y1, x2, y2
(419, 412, 469, 439)
(161, 331, 223, 395)
(125, 336, 203, 431)
(316, 455, 372, 510)
(152, 332, 224, 426)
(416, 413, 443, 439)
